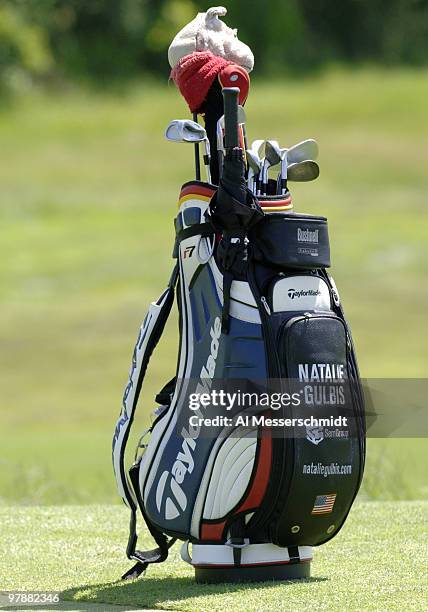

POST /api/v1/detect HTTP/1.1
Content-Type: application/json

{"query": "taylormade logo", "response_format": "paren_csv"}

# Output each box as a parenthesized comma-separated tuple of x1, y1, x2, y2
(198, 316, 221, 381)
(288, 288, 322, 300)
(155, 317, 221, 520)
(297, 228, 319, 244)
(155, 438, 195, 520)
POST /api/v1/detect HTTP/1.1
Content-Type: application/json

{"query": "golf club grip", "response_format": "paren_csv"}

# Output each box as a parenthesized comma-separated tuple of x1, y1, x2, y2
(222, 87, 240, 149)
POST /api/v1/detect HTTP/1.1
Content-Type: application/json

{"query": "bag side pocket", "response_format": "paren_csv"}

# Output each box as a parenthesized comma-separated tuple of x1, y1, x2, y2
(270, 314, 364, 546)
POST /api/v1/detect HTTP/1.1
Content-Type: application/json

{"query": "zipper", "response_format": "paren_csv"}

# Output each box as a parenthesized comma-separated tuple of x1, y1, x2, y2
(260, 296, 271, 315)
(249, 291, 279, 377)
(246, 263, 285, 536)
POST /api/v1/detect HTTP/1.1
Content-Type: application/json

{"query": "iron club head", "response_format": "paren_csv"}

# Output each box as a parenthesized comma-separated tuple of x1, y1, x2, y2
(287, 160, 320, 182)
(165, 119, 207, 143)
(165, 119, 211, 182)
(285, 139, 319, 164)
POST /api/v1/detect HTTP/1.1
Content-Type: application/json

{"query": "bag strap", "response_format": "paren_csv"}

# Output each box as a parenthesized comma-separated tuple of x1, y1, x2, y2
(112, 263, 178, 578)
(321, 269, 366, 447)
(121, 464, 177, 580)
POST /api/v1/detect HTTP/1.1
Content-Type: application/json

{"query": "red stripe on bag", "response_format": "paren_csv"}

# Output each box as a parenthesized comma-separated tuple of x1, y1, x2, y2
(180, 184, 216, 200)
(200, 520, 227, 541)
(236, 428, 272, 513)
(259, 195, 292, 208)
(199, 429, 271, 541)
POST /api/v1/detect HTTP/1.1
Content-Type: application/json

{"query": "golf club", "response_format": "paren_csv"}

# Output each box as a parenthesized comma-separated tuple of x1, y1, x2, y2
(238, 105, 248, 158)
(216, 117, 225, 177)
(287, 159, 320, 182)
(249, 140, 265, 194)
(278, 149, 288, 194)
(165, 119, 211, 183)
(275, 140, 319, 194)
(265, 140, 282, 193)
(286, 139, 319, 164)
(261, 139, 281, 194)
(246, 150, 263, 193)
(250, 139, 265, 156)
(193, 112, 201, 180)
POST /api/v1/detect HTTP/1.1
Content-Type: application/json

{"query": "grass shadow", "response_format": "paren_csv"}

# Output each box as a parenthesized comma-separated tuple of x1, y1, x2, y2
(59, 573, 328, 610)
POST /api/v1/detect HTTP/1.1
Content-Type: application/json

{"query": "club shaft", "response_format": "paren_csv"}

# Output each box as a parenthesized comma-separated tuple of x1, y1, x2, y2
(203, 139, 211, 183)
(281, 156, 287, 195)
(216, 120, 224, 178)
(192, 112, 201, 180)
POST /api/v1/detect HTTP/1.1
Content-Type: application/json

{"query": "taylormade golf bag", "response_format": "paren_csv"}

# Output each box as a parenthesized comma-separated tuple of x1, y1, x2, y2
(112, 167, 365, 579)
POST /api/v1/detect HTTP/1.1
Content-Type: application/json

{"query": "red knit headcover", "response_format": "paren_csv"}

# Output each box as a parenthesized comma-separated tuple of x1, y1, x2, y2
(171, 51, 233, 113)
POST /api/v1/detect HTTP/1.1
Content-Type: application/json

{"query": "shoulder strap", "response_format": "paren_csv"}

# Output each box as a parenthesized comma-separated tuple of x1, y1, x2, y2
(112, 263, 178, 578)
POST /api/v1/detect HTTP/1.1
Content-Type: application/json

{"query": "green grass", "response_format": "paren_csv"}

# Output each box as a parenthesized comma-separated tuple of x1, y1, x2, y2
(0, 502, 426, 611)
(0, 67, 427, 505)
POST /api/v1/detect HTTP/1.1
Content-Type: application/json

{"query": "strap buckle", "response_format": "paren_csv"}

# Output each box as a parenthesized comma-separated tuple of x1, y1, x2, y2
(225, 537, 250, 549)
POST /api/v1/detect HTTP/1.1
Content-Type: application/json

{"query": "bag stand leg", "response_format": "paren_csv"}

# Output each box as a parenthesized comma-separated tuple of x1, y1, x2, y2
(185, 543, 312, 583)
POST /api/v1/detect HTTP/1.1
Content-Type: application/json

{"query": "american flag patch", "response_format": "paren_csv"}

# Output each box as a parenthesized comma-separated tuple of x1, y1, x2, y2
(311, 493, 336, 514)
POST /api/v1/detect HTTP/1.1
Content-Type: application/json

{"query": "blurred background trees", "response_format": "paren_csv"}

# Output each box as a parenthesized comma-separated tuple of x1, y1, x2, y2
(1, 0, 428, 94)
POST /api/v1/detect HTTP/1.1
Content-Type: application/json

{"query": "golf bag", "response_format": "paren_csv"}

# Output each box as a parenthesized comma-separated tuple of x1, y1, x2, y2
(112, 172, 365, 580)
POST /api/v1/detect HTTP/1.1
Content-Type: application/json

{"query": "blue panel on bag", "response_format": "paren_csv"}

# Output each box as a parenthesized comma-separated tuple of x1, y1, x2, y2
(183, 207, 201, 227)
(144, 263, 267, 536)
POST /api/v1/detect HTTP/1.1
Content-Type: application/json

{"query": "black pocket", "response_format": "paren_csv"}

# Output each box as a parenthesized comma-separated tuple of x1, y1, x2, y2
(270, 314, 364, 547)
(251, 213, 330, 269)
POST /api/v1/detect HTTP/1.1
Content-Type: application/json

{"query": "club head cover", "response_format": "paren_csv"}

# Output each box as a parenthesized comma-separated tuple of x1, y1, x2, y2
(169, 7, 254, 113)
(168, 7, 254, 73)
(218, 65, 250, 106)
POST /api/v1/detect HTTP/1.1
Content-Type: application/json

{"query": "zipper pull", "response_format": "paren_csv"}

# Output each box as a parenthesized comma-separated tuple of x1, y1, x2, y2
(332, 289, 340, 307)
(261, 296, 271, 315)
(327, 274, 341, 307)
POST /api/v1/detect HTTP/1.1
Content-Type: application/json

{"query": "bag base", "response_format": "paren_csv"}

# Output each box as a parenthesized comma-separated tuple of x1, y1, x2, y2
(195, 562, 311, 583)
(191, 543, 312, 583)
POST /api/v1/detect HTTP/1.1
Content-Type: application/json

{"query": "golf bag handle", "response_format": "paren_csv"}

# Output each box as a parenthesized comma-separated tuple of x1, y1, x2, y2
(222, 87, 240, 149)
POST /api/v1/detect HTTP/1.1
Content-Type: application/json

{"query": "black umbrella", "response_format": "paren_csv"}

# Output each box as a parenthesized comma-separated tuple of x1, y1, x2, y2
(207, 89, 264, 332)
(210, 147, 263, 232)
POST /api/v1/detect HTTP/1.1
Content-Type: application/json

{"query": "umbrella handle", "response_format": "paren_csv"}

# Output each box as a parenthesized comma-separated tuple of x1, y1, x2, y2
(222, 87, 240, 150)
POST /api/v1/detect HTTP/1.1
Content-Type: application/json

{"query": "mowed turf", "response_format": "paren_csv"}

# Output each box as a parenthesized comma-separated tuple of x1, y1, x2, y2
(0, 68, 427, 505)
(0, 502, 426, 611)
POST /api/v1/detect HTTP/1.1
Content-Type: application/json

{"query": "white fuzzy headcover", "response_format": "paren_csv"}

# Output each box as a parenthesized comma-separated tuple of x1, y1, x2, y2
(168, 6, 254, 72)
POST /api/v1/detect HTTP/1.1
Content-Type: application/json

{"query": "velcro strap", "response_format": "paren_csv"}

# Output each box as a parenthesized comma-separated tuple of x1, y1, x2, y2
(287, 545, 300, 564)
(122, 539, 177, 581)
(176, 223, 214, 242)
(121, 561, 147, 581)
(132, 547, 166, 564)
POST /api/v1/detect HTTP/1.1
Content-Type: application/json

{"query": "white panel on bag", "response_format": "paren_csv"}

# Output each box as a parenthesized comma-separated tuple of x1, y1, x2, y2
(272, 276, 331, 312)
